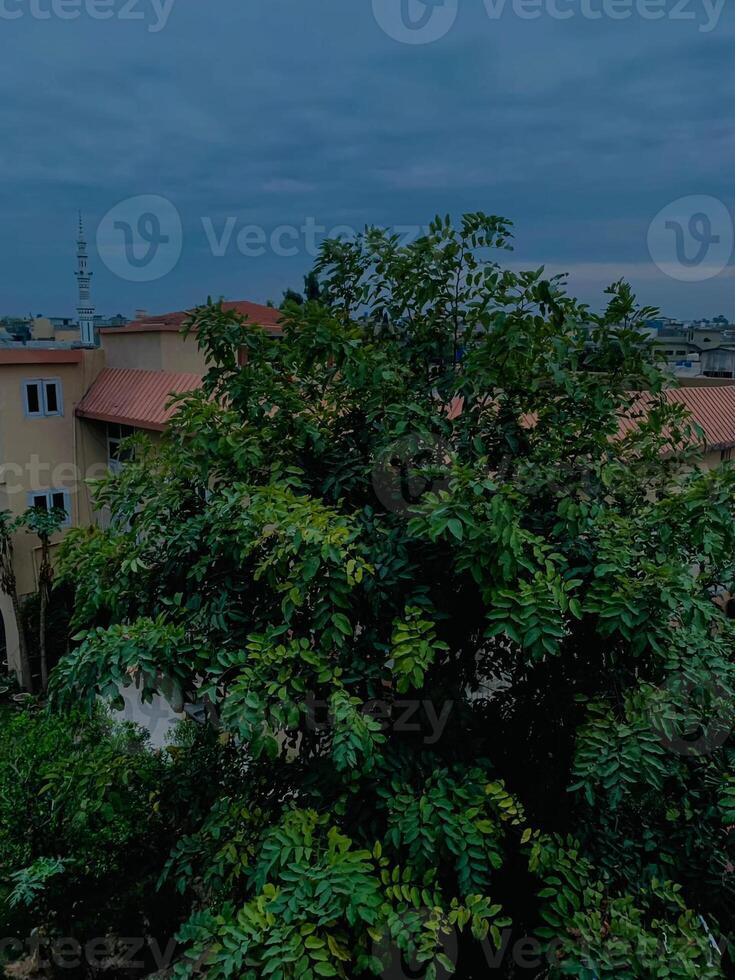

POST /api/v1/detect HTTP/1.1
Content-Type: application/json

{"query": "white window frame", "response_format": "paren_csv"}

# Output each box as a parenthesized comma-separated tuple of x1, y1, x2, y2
(23, 378, 63, 418)
(27, 489, 72, 528)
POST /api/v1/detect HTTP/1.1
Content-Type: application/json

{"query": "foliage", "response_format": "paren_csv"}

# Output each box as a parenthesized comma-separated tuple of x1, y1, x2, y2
(0, 704, 158, 934)
(0, 507, 68, 692)
(48, 213, 735, 976)
(280, 272, 330, 309)
(0, 701, 238, 977)
(20, 583, 75, 680)
(22, 505, 66, 542)
(0, 510, 32, 690)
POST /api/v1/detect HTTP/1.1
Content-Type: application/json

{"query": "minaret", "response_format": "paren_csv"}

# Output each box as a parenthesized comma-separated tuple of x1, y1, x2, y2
(75, 212, 96, 346)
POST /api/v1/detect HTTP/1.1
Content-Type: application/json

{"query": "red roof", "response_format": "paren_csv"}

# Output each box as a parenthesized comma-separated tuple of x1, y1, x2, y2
(101, 301, 282, 337)
(619, 387, 735, 451)
(451, 386, 735, 452)
(76, 368, 203, 431)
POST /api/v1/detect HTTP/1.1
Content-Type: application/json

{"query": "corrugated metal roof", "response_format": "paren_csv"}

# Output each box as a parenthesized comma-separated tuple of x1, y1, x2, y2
(620, 387, 735, 451)
(76, 368, 203, 431)
(451, 386, 735, 452)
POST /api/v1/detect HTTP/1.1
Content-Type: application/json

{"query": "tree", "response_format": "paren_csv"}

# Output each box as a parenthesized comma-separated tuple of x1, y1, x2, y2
(0, 512, 32, 692)
(51, 213, 735, 977)
(304, 269, 329, 304)
(280, 288, 304, 309)
(280, 272, 329, 309)
(0, 696, 236, 977)
(23, 506, 65, 693)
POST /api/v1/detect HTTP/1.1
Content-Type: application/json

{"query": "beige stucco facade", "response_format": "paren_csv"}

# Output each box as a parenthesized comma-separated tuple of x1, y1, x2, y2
(0, 302, 281, 682)
(0, 329, 187, 677)
(102, 328, 208, 374)
(0, 348, 107, 673)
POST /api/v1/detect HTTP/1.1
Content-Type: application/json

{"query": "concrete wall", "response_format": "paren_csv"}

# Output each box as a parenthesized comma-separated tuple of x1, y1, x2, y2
(0, 349, 104, 675)
(102, 329, 207, 374)
(160, 331, 208, 374)
(30, 318, 54, 341)
(0, 592, 19, 678)
(702, 449, 732, 470)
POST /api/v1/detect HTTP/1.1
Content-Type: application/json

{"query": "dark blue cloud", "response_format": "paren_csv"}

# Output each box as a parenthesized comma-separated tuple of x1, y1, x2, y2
(1, 0, 734, 319)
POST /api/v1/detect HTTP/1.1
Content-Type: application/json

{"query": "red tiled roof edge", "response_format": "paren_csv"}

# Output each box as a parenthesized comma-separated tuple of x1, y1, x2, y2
(101, 300, 282, 336)
(76, 368, 203, 431)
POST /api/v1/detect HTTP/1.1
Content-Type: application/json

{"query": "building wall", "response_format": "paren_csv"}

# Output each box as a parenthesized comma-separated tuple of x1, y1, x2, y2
(0, 593, 18, 678)
(700, 448, 735, 470)
(160, 331, 208, 374)
(0, 349, 105, 674)
(30, 318, 54, 341)
(701, 348, 735, 378)
(0, 325, 210, 680)
(101, 329, 207, 374)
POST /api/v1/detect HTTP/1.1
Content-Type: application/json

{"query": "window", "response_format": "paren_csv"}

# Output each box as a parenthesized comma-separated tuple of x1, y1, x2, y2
(25, 383, 40, 414)
(107, 423, 135, 473)
(23, 379, 62, 417)
(27, 489, 71, 527)
(722, 448, 734, 463)
(44, 382, 59, 414)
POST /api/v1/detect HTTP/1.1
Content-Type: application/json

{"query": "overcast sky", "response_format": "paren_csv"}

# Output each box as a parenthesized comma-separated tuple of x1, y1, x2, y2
(2, 0, 734, 320)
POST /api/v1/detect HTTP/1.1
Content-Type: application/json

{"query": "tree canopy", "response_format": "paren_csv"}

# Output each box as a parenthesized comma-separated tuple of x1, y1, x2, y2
(50, 213, 735, 978)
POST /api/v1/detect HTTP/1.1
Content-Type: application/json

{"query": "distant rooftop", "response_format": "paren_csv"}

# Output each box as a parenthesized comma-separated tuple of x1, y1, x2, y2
(620, 386, 735, 452)
(101, 300, 282, 337)
(0, 347, 86, 365)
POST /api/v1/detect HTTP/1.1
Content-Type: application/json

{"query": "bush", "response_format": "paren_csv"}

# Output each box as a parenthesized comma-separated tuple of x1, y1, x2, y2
(0, 698, 233, 978)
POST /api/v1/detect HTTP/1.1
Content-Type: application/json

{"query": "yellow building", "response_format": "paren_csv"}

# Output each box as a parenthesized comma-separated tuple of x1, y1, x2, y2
(0, 301, 282, 680)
